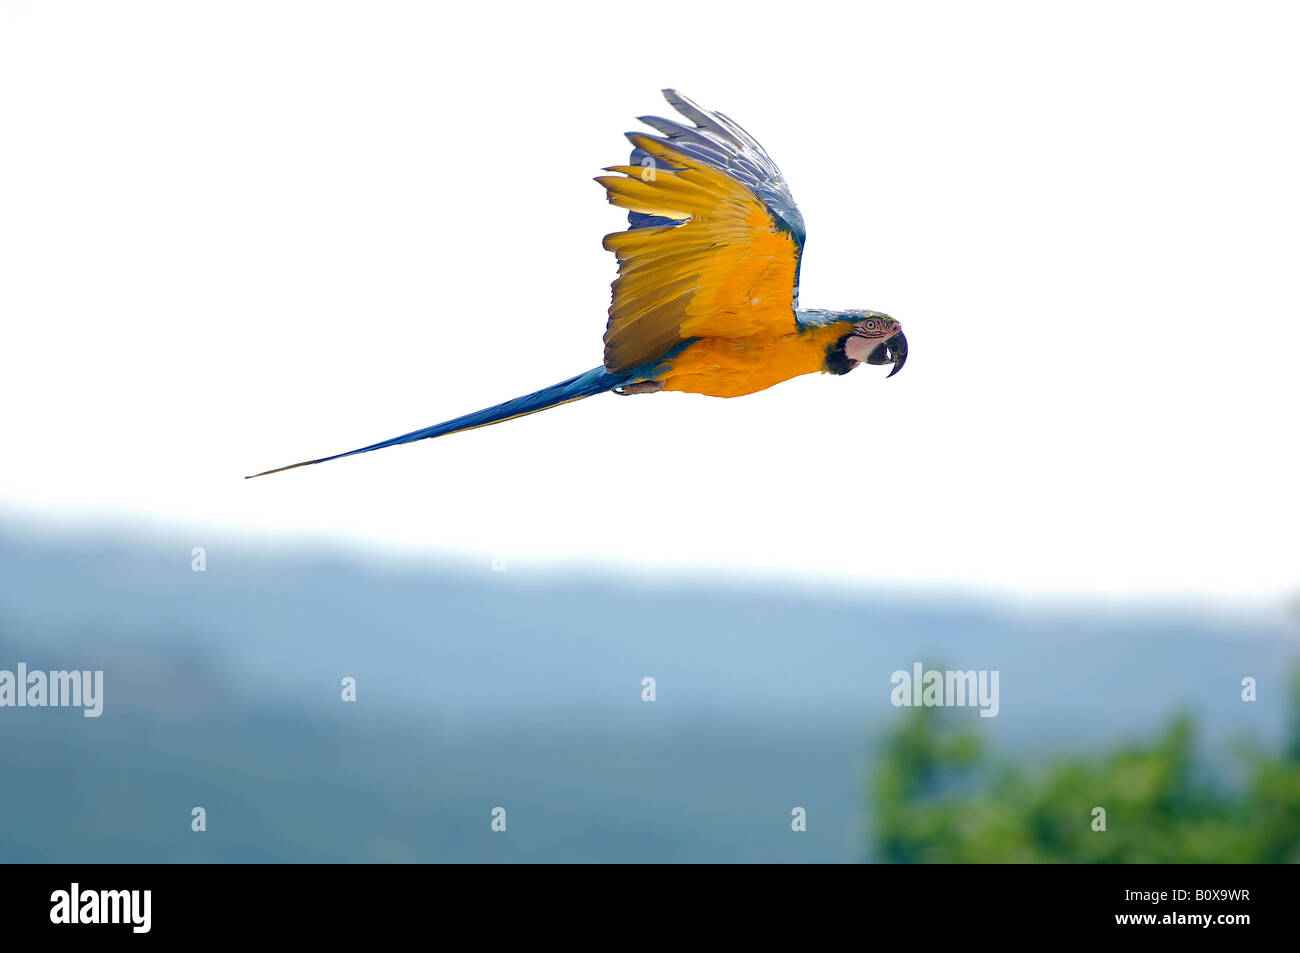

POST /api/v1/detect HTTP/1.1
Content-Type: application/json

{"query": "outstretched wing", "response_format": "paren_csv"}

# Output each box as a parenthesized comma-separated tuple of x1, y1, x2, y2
(596, 90, 806, 374)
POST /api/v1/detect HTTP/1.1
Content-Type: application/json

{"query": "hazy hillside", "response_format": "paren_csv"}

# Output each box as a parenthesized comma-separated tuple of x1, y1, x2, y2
(0, 523, 1294, 861)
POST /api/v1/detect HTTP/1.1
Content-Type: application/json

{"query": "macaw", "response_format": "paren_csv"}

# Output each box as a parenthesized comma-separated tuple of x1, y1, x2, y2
(247, 89, 906, 478)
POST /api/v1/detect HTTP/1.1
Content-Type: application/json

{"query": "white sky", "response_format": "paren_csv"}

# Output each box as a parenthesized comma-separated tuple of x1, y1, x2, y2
(2, 0, 1298, 602)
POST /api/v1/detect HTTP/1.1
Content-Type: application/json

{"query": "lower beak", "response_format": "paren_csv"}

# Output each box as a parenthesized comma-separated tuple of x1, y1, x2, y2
(866, 330, 908, 378)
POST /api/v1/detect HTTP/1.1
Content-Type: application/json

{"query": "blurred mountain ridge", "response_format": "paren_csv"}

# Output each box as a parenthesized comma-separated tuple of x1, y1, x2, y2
(0, 521, 1294, 862)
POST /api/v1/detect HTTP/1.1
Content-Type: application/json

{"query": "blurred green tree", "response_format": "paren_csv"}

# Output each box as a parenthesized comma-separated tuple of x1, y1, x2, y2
(872, 667, 1300, 863)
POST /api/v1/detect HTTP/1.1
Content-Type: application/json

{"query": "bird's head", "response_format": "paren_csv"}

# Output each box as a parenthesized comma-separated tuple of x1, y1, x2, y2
(840, 312, 907, 377)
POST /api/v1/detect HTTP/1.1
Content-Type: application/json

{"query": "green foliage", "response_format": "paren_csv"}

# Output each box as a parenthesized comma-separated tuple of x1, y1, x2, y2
(872, 668, 1300, 863)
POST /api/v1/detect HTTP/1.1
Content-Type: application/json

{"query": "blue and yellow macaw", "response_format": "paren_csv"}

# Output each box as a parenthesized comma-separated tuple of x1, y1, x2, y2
(247, 90, 906, 478)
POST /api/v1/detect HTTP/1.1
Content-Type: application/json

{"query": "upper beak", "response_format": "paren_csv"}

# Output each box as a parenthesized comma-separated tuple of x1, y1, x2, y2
(866, 330, 908, 378)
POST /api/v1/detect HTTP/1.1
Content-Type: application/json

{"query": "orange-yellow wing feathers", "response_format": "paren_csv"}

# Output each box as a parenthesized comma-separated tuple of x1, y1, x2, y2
(595, 92, 806, 374)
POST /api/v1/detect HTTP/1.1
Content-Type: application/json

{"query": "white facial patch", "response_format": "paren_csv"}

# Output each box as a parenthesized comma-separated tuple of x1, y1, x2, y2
(844, 334, 881, 364)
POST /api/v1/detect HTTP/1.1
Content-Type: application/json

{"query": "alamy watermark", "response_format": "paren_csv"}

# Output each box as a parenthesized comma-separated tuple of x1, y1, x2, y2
(0, 663, 104, 717)
(890, 662, 999, 717)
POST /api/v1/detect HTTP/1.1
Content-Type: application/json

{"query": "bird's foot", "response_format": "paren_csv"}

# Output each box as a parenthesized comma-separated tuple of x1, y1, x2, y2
(614, 381, 665, 395)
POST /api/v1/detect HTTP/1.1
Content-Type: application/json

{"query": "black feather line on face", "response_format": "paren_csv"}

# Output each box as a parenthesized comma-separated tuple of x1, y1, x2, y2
(825, 335, 857, 375)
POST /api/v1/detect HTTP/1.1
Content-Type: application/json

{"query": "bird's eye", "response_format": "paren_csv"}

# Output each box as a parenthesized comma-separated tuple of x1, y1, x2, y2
(865, 320, 877, 330)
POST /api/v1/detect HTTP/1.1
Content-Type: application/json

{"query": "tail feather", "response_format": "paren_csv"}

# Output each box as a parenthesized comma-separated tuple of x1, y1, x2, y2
(245, 367, 625, 479)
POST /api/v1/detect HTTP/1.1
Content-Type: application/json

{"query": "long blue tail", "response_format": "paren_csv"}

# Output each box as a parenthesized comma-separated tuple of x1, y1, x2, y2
(245, 366, 626, 478)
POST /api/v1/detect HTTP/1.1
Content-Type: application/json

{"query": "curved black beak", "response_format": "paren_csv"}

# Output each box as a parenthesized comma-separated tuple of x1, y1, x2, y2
(865, 330, 908, 378)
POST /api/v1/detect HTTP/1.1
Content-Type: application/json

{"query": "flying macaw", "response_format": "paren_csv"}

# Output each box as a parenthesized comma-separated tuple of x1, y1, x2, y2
(247, 89, 906, 479)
